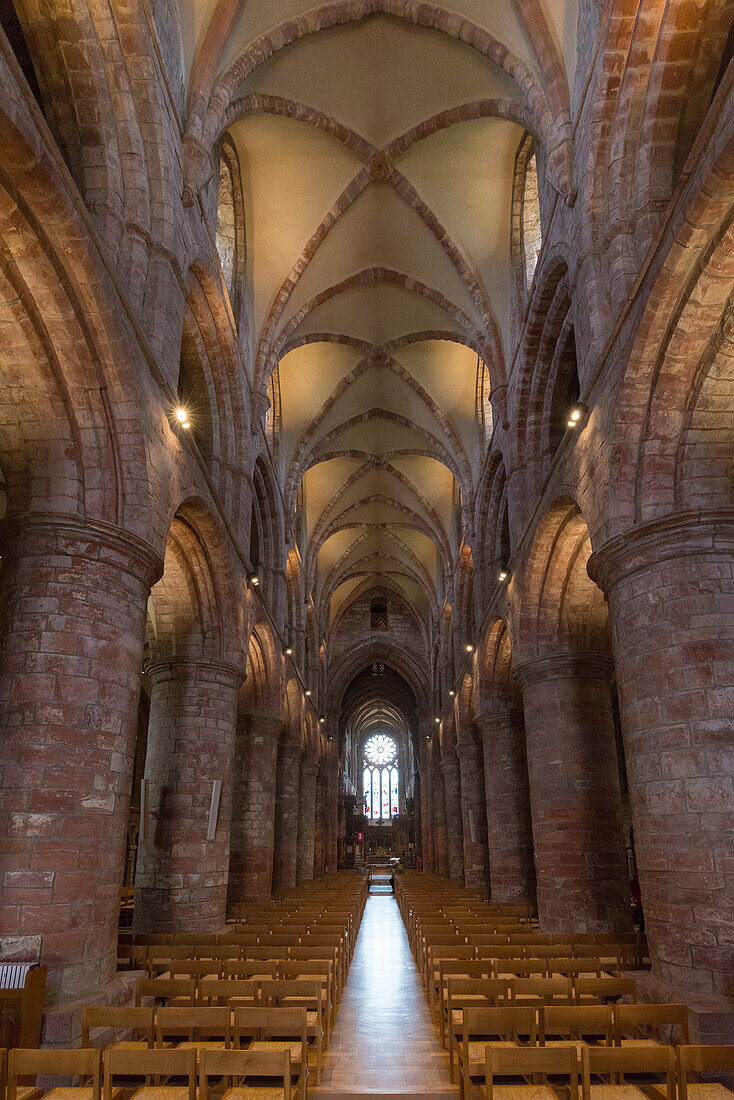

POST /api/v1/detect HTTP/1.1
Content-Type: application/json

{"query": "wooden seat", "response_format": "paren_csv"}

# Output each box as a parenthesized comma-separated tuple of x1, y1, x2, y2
(233, 1007, 308, 1100)
(483, 1043, 580, 1100)
(678, 1045, 734, 1100)
(103, 1046, 196, 1100)
(259, 979, 324, 1082)
(458, 1005, 539, 1100)
(612, 1004, 689, 1047)
(9, 1048, 103, 1100)
(539, 1005, 613, 1049)
(199, 1047, 292, 1100)
(156, 1006, 231, 1049)
(82, 1006, 155, 1050)
(446, 979, 512, 1082)
(580, 1043, 675, 1100)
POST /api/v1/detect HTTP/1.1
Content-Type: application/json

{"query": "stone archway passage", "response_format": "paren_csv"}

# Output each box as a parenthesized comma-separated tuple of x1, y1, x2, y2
(314, 895, 456, 1096)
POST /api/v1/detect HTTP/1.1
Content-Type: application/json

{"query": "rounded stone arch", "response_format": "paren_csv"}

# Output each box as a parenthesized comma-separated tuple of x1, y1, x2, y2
(475, 450, 512, 604)
(510, 130, 543, 333)
(476, 617, 523, 716)
(0, 98, 155, 530)
(240, 619, 284, 717)
(145, 497, 244, 668)
(510, 259, 580, 493)
(605, 112, 734, 532)
(328, 638, 430, 711)
(250, 452, 286, 619)
(517, 497, 610, 665)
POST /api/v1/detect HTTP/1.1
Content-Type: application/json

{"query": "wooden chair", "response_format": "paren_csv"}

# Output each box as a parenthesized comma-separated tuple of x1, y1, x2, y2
(511, 977, 573, 1005)
(199, 979, 258, 1008)
(539, 1004, 613, 1048)
(135, 978, 196, 1007)
(169, 961, 223, 981)
(225, 961, 279, 981)
(278, 960, 333, 1038)
(677, 1045, 734, 1100)
(82, 1006, 155, 1049)
(9, 1048, 101, 1100)
(103, 1046, 196, 1100)
(0, 964, 47, 1049)
(612, 1004, 689, 1047)
(574, 977, 636, 1005)
(156, 1006, 231, 1049)
(446, 979, 511, 1082)
(198, 1047, 292, 1100)
(233, 1007, 307, 1100)
(483, 1043, 580, 1100)
(581, 1044, 676, 1100)
(428, 946, 476, 1004)
(458, 1006, 538, 1100)
(259, 979, 324, 1083)
(495, 959, 548, 979)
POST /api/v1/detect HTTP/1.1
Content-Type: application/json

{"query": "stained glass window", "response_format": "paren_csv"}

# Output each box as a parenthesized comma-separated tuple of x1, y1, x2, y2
(362, 735, 399, 819)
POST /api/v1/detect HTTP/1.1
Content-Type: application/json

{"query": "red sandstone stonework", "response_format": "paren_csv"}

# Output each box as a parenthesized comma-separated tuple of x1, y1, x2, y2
(272, 741, 302, 892)
(456, 739, 490, 890)
(0, 517, 161, 996)
(228, 713, 280, 903)
(515, 654, 631, 933)
(134, 658, 242, 932)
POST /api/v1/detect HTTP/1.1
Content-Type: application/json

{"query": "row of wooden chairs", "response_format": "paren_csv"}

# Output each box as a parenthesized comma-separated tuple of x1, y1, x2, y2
(459, 1042, 734, 1100)
(448, 1000, 689, 1085)
(81, 1002, 320, 1086)
(3, 1044, 299, 1100)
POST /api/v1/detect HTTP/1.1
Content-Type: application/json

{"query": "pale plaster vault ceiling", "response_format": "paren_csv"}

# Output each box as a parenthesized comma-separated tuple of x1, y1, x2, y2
(180, 1, 580, 639)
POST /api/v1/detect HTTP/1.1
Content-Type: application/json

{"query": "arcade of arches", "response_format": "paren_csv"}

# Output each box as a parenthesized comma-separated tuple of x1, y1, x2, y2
(0, 0, 734, 1057)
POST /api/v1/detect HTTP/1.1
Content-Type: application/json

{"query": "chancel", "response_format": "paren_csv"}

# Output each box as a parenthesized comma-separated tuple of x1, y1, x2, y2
(0, 0, 733, 1095)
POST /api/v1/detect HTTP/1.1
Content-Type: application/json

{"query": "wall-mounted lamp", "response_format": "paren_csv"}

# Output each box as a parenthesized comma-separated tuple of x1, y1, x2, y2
(498, 569, 510, 583)
(465, 643, 474, 653)
(175, 407, 191, 429)
(567, 403, 587, 430)
(247, 571, 260, 587)
(285, 646, 293, 656)
(449, 689, 455, 697)
(434, 717, 440, 724)
(319, 716, 325, 724)
(305, 689, 312, 697)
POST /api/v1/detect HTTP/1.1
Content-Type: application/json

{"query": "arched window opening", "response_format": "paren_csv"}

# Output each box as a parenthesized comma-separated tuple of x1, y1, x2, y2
(362, 734, 399, 820)
(216, 151, 236, 299)
(548, 324, 580, 457)
(370, 596, 388, 630)
(475, 356, 493, 450)
(522, 148, 542, 294)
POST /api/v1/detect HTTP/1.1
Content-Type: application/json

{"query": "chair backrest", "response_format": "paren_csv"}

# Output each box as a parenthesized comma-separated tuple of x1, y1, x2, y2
(512, 977, 573, 1004)
(573, 976, 636, 1004)
(463, 1005, 538, 1044)
(540, 1004, 612, 1043)
(81, 1005, 154, 1047)
(233, 1006, 308, 1045)
(259, 979, 321, 1009)
(170, 960, 223, 980)
(225, 960, 278, 979)
(499, 958, 548, 977)
(156, 1006, 231, 1045)
(104, 1046, 196, 1100)
(198, 978, 258, 1006)
(135, 977, 196, 1005)
(9, 1047, 100, 1100)
(550, 958, 603, 978)
(677, 1044, 734, 1100)
(613, 1003, 689, 1045)
(581, 1044, 675, 1100)
(198, 1048, 290, 1100)
(486, 1044, 578, 1099)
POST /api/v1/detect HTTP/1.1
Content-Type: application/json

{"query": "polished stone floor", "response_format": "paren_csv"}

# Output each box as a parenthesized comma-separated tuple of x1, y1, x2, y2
(314, 894, 457, 1096)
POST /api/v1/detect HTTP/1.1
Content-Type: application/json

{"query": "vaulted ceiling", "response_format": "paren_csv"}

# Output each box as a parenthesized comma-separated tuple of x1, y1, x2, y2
(181, 0, 579, 639)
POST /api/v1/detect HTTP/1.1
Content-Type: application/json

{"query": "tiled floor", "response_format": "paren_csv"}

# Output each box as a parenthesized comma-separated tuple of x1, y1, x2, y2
(314, 894, 457, 1096)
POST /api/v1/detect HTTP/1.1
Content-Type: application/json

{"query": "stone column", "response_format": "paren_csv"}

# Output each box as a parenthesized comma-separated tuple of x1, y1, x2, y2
(456, 739, 490, 890)
(515, 654, 631, 932)
(477, 710, 536, 904)
(588, 512, 734, 1014)
(0, 515, 161, 997)
(442, 751, 464, 881)
(326, 754, 339, 873)
(296, 760, 319, 884)
(313, 773, 325, 877)
(419, 756, 435, 872)
(134, 658, 243, 932)
(433, 759, 449, 876)
(228, 713, 280, 903)
(272, 741, 302, 892)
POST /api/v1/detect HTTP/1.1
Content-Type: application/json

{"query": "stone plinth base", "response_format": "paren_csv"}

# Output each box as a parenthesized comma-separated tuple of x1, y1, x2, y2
(41, 971, 142, 1046)
(632, 971, 734, 1044)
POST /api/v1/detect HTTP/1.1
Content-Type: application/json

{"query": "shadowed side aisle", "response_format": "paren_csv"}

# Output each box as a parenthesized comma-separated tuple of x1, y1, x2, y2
(312, 893, 457, 1097)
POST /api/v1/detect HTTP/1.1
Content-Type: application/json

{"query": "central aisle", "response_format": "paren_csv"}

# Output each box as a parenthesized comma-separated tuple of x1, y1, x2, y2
(315, 893, 457, 1097)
